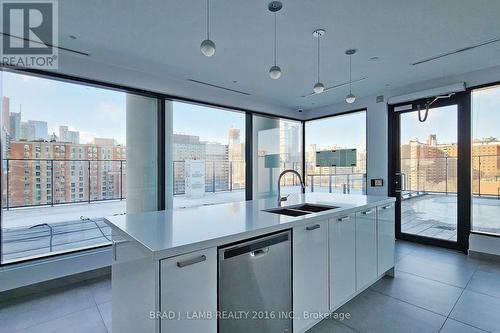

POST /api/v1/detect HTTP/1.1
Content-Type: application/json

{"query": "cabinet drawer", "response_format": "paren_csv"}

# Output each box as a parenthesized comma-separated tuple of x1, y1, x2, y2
(377, 203, 395, 275)
(293, 220, 329, 333)
(356, 208, 377, 290)
(160, 248, 217, 333)
(329, 214, 356, 310)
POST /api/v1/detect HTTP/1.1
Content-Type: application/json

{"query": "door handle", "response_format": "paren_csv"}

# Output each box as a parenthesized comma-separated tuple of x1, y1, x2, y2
(337, 216, 350, 222)
(306, 224, 320, 231)
(361, 209, 374, 215)
(381, 204, 394, 210)
(177, 255, 207, 268)
(112, 240, 128, 261)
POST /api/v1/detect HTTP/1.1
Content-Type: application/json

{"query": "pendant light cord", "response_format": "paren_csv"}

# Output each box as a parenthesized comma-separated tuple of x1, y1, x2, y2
(349, 55, 352, 94)
(206, 0, 210, 40)
(273, 12, 277, 66)
(317, 37, 321, 82)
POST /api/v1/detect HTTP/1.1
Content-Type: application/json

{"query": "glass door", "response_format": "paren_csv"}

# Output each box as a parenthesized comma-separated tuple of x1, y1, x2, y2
(389, 92, 470, 251)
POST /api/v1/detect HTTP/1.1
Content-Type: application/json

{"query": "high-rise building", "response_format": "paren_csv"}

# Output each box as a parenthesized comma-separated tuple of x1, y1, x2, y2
(9, 112, 21, 140)
(20, 122, 35, 141)
(27, 120, 48, 141)
(227, 128, 245, 188)
(6, 140, 126, 207)
(59, 125, 80, 144)
(2, 97, 10, 134)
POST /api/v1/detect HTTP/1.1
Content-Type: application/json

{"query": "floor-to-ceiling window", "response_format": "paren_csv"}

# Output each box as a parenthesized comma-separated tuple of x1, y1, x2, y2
(305, 111, 367, 195)
(253, 115, 303, 199)
(170, 101, 245, 208)
(0, 70, 158, 264)
(471, 84, 500, 235)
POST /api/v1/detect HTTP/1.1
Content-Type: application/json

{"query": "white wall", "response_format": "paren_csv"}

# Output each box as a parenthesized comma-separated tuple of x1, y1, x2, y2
(303, 65, 500, 256)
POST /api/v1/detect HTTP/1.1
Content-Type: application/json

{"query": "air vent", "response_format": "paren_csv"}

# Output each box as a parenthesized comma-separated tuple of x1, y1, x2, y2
(412, 36, 500, 66)
(187, 79, 251, 95)
(0, 33, 90, 56)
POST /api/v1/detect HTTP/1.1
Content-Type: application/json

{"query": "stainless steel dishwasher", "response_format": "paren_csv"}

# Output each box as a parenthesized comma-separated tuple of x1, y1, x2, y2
(218, 231, 292, 333)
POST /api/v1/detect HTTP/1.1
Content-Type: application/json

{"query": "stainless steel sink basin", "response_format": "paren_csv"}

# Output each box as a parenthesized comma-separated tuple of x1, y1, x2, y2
(264, 203, 339, 217)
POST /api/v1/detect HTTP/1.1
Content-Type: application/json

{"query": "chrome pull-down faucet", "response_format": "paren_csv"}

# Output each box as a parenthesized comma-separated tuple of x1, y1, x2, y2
(277, 169, 305, 206)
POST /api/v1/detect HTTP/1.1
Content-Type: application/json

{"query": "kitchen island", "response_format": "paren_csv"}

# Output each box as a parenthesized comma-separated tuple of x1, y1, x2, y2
(105, 192, 395, 333)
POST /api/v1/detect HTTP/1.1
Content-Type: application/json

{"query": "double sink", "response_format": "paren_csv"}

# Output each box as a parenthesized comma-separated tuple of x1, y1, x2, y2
(264, 203, 340, 217)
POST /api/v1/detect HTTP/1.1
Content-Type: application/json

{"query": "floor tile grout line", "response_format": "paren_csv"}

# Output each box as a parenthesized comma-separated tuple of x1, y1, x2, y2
(88, 283, 109, 332)
(443, 317, 493, 333)
(8, 303, 98, 333)
(394, 268, 470, 289)
(334, 318, 362, 333)
(368, 288, 450, 319)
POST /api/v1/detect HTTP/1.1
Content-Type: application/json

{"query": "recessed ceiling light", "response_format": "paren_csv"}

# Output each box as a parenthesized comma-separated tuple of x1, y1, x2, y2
(232, 80, 238, 84)
(369, 56, 379, 61)
(69, 35, 77, 40)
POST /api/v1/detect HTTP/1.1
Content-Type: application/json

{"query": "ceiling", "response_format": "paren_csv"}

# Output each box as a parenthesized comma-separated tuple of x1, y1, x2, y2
(58, 0, 500, 110)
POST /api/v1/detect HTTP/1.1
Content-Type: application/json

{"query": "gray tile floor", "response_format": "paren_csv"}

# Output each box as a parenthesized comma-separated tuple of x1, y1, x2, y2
(1, 241, 500, 333)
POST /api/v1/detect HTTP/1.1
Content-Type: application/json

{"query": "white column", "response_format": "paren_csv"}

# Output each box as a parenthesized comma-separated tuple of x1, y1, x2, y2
(126, 94, 158, 213)
(252, 116, 280, 199)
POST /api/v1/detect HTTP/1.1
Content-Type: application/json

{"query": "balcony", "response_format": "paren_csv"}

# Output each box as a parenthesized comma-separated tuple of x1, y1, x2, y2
(400, 155, 500, 239)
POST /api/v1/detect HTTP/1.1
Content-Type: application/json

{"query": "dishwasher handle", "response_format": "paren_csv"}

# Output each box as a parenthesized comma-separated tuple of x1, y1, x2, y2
(222, 232, 290, 260)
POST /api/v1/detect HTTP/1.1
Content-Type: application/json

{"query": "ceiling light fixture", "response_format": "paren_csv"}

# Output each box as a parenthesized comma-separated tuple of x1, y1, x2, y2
(345, 49, 357, 104)
(200, 0, 216, 57)
(312, 29, 326, 94)
(268, 1, 283, 79)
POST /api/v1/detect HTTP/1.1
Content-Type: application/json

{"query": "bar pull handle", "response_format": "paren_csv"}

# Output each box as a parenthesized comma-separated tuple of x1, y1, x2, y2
(177, 255, 207, 268)
(382, 204, 394, 210)
(337, 216, 350, 222)
(250, 247, 269, 258)
(361, 209, 374, 215)
(306, 224, 320, 231)
(112, 240, 128, 261)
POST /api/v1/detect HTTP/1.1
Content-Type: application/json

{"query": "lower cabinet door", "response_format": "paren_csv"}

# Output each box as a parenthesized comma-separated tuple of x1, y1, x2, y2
(356, 209, 378, 290)
(293, 220, 329, 333)
(160, 247, 217, 333)
(377, 203, 395, 275)
(330, 214, 356, 310)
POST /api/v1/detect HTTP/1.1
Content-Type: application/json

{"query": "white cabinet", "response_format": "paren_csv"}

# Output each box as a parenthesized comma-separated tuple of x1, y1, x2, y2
(355, 208, 378, 290)
(329, 213, 356, 310)
(377, 203, 395, 275)
(160, 247, 217, 333)
(293, 220, 329, 333)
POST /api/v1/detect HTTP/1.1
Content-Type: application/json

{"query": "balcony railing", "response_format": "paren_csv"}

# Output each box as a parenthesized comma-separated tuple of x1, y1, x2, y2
(306, 172, 367, 194)
(400, 155, 500, 198)
(173, 160, 246, 195)
(2, 158, 126, 209)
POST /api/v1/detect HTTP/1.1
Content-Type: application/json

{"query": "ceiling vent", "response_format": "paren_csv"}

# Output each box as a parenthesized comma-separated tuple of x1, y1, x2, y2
(411, 36, 500, 65)
(0, 33, 90, 56)
(0, 32, 90, 57)
(187, 79, 251, 95)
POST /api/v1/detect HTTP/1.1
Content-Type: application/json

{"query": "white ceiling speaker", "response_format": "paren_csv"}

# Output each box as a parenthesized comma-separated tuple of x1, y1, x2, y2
(200, 0, 216, 57)
(345, 49, 357, 104)
(312, 29, 326, 94)
(268, 1, 282, 79)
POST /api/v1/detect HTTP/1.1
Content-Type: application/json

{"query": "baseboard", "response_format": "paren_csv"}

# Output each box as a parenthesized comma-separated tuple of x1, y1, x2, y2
(468, 250, 500, 263)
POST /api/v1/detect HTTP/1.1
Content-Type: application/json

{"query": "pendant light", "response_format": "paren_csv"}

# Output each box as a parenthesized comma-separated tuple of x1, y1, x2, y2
(312, 29, 325, 94)
(200, 0, 216, 57)
(345, 49, 357, 103)
(268, 1, 282, 79)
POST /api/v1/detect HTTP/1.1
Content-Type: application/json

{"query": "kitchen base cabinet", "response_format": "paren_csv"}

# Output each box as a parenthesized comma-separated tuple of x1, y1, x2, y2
(293, 220, 329, 333)
(329, 214, 356, 310)
(160, 248, 217, 333)
(377, 203, 396, 275)
(355, 208, 378, 290)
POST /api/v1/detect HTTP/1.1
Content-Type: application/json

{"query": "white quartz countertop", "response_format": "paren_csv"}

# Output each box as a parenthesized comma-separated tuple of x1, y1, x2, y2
(105, 193, 395, 260)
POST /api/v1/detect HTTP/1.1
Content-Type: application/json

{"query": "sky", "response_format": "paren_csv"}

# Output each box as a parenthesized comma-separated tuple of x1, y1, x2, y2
(306, 111, 366, 151)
